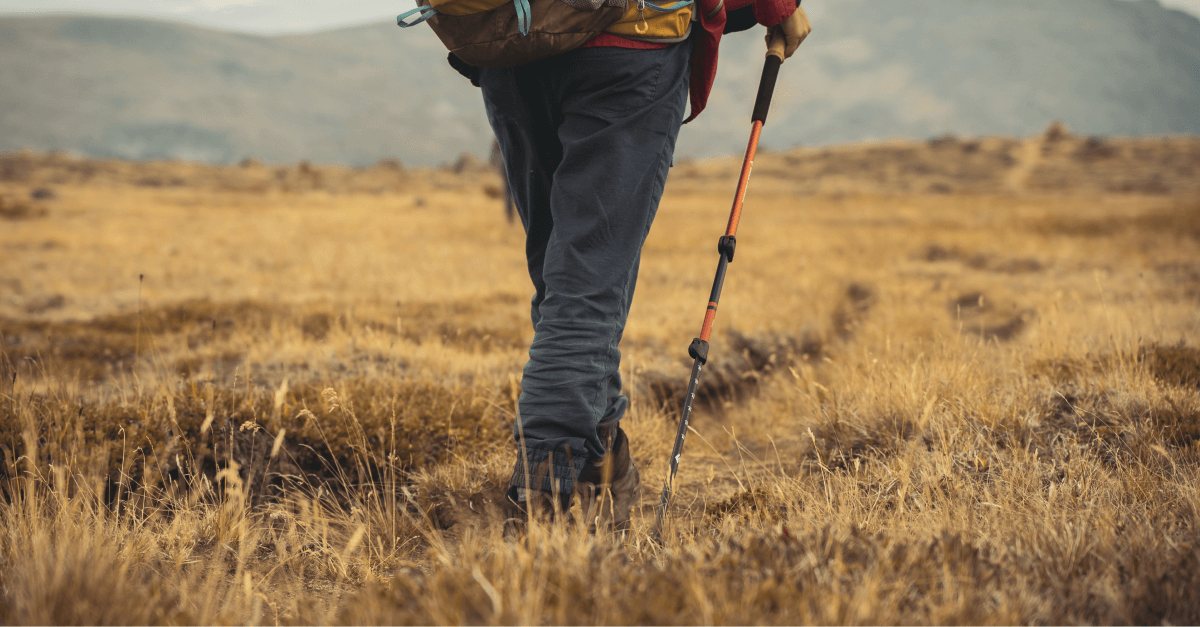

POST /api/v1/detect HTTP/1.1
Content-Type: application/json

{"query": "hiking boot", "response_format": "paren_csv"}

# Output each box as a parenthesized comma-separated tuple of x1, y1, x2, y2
(502, 453, 575, 536)
(502, 485, 574, 537)
(574, 424, 640, 533)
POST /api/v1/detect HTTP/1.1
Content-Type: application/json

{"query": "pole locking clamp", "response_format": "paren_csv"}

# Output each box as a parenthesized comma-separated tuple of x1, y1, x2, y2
(718, 235, 737, 262)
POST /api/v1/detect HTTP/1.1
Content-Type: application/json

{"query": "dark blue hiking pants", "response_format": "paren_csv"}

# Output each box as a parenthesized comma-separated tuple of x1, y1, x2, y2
(479, 39, 692, 496)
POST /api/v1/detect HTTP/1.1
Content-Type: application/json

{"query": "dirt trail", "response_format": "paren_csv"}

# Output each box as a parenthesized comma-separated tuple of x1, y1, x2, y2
(1004, 137, 1044, 192)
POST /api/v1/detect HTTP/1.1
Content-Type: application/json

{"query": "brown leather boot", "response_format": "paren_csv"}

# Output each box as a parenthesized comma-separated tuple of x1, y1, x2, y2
(574, 424, 640, 533)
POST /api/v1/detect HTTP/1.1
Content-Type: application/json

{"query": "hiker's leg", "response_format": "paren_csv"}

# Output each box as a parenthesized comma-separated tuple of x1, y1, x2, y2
(524, 42, 693, 492)
(479, 65, 561, 335)
(480, 60, 578, 493)
(481, 40, 691, 495)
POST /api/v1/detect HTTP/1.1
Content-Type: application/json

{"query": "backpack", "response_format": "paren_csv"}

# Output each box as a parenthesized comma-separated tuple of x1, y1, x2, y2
(398, 0, 694, 68)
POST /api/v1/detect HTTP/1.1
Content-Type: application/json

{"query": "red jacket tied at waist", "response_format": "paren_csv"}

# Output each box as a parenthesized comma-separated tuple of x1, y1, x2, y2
(688, 0, 795, 121)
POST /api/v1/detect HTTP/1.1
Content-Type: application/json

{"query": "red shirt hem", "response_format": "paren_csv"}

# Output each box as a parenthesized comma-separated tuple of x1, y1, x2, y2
(580, 33, 670, 49)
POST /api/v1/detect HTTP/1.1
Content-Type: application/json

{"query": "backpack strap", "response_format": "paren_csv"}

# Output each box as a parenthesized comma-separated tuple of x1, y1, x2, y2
(397, 6, 438, 27)
(642, 0, 694, 11)
(515, 0, 532, 35)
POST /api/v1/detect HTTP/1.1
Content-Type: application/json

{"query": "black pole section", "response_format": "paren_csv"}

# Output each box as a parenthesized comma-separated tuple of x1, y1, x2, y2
(708, 255, 729, 307)
(751, 55, 783, 125)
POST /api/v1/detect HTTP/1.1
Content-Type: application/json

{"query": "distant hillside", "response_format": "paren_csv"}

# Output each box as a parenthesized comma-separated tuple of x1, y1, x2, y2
(1, 0, 1198, 166)
(5, 128, 1197, 201)
(0, 15, 490, 166)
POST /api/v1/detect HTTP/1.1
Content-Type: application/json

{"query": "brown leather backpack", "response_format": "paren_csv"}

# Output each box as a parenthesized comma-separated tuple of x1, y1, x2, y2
(398, 0, 693, 68)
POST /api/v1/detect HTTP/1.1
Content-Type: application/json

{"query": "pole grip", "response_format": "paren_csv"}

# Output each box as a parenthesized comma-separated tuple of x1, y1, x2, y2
(767, 29, 787, 61)
(751, 52, 783, 125)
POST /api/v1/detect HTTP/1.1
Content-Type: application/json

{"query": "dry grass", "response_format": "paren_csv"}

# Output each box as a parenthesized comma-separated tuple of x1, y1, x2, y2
(1, 131, 1199, 624)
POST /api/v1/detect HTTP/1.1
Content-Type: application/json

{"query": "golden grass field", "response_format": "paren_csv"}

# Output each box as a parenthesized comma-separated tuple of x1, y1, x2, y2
(1, 127, 1199, 624)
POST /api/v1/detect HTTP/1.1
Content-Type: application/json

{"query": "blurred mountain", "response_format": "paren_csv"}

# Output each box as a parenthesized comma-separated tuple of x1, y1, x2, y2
(1, 0, 1197, 166)
(689, 0, 1200, 158)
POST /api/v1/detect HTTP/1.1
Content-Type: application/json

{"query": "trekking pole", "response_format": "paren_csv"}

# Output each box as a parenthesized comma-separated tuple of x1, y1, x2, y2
(651, 33, 788, 539)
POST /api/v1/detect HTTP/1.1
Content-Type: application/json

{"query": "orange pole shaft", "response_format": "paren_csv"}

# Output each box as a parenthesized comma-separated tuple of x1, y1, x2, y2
(725, 120, 763, 238)
(698, 302, 718, 342)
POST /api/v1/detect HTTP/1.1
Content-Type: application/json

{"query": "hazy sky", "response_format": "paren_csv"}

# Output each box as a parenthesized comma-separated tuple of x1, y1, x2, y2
(2, 0, 1199, 34)
(0, 0, 400, 33)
